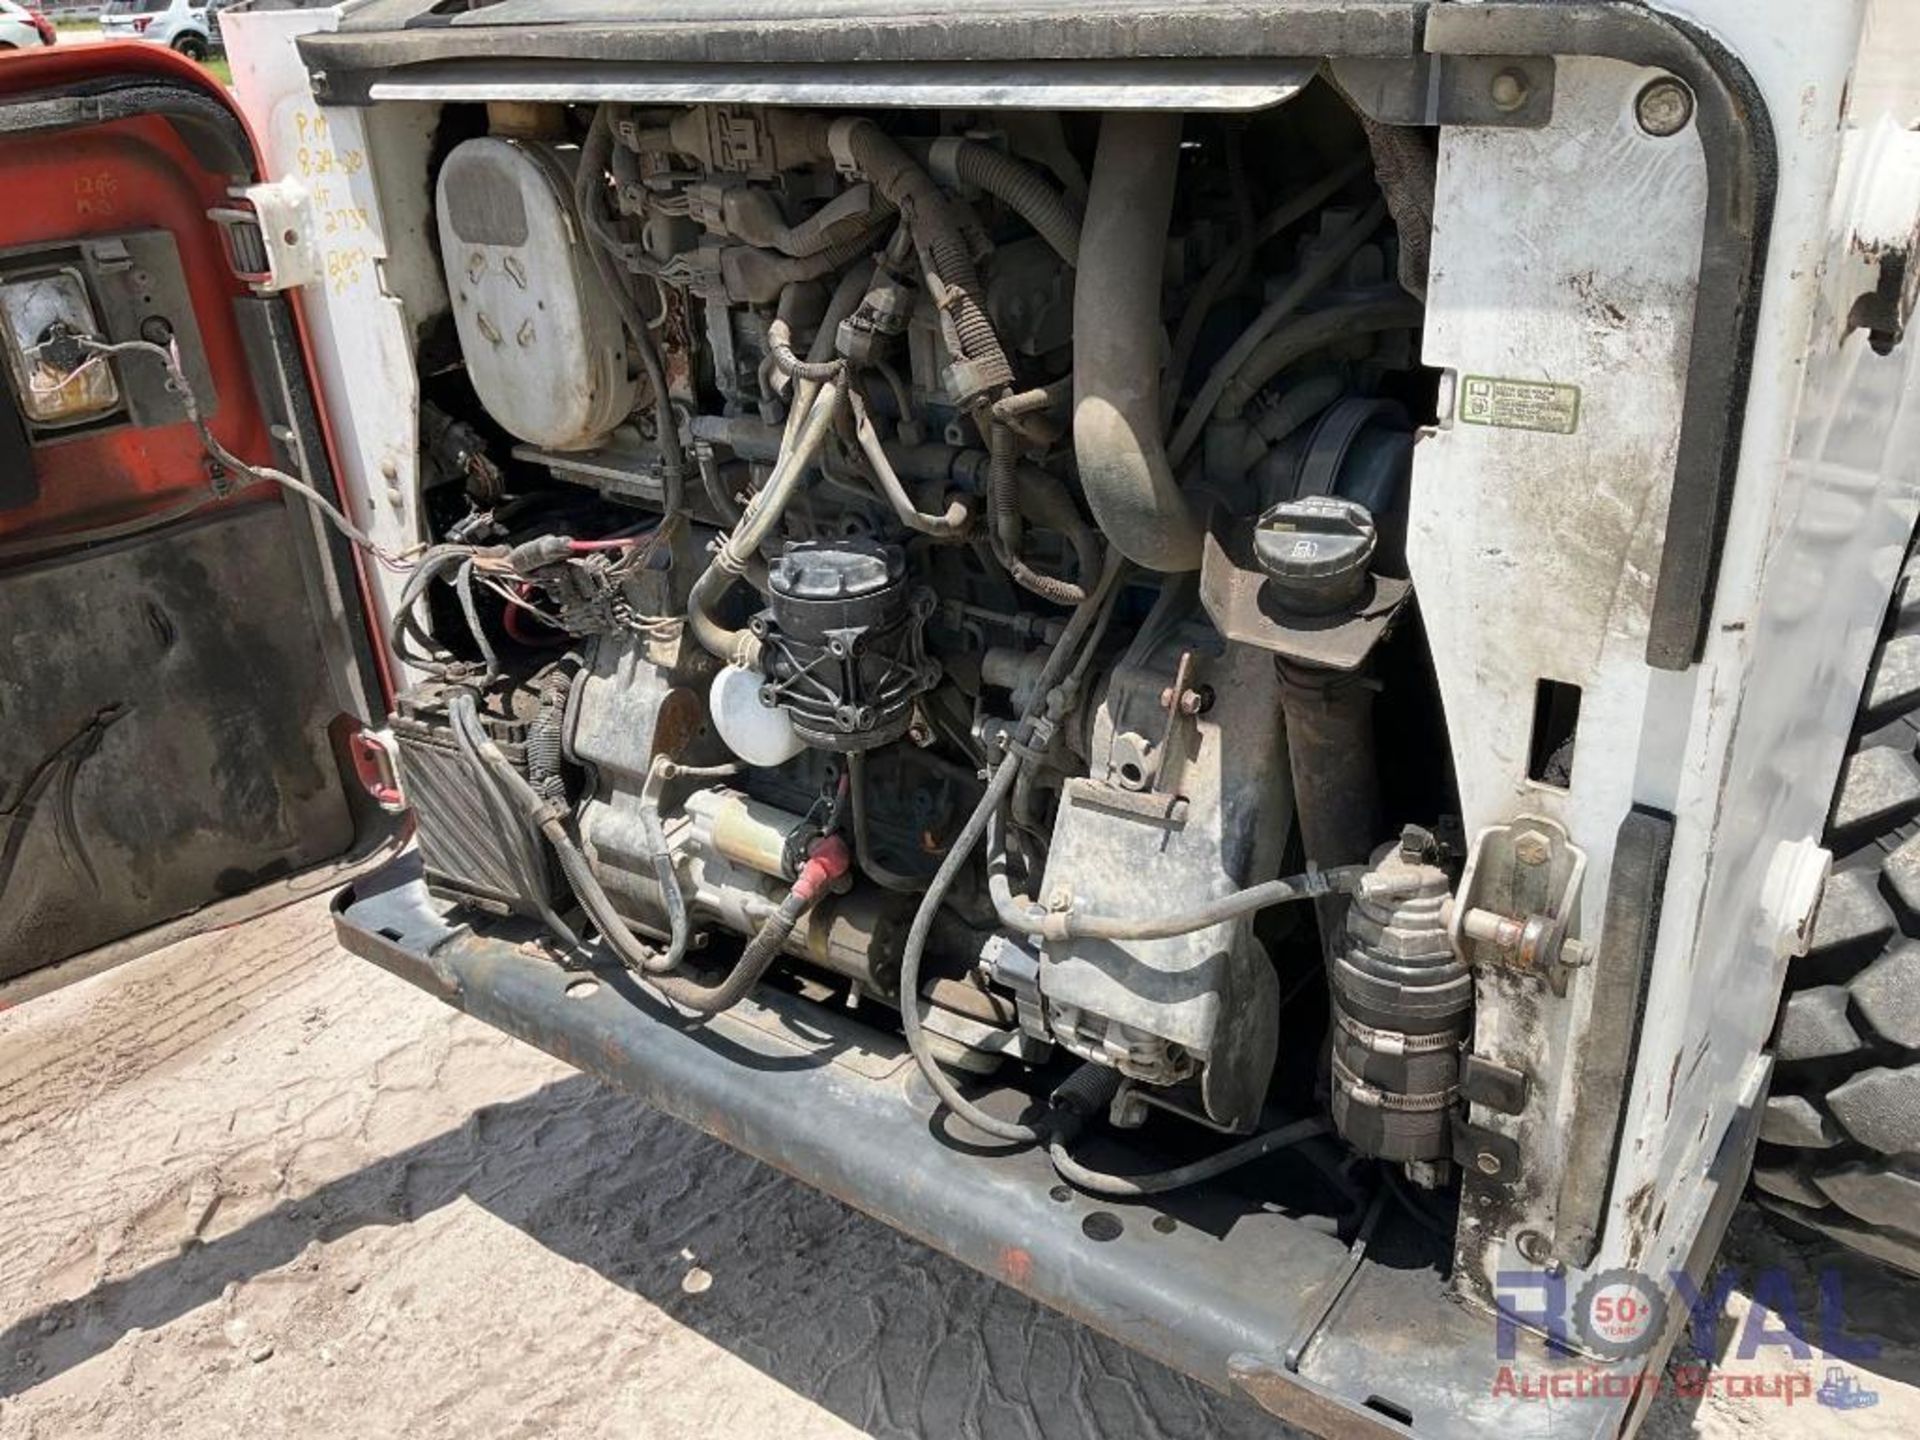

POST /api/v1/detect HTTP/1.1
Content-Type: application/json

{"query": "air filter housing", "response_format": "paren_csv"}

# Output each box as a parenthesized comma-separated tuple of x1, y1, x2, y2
(435, 136, 635, 451)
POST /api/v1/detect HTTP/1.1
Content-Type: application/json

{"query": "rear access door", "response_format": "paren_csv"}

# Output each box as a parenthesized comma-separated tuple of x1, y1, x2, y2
(0, 43, 394, 996)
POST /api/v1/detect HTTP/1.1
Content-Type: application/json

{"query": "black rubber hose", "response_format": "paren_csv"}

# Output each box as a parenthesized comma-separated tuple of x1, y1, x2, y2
(547, 835, 691, 977)
(1160, 155, 1372, 426)
(645, 889, 809, 1015)
(1048, 1116, 1333, 1197)
(895, 550, 1124, 1144)
(1016, 468, 1103, 596)
(994, 864, 1371, 943)
(1168, 198, 1388, 464)
(577, 107, 686, 513)
(848, 750, 927, 894)
(1215, 294, 1425, 422)
(987, 391, 1090, 605)
(454, 560, 499, 684)
(943, 138, 1081, 265)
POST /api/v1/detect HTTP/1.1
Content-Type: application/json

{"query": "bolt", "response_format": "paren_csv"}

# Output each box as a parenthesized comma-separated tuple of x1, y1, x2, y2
(1515, 1230, 1555, 1266)
(1635, 76, 1694, 137)
(1475, 1151, 1503, 1177)
(1489, 68, 1531, 113)
(1047, 886, 1074, 913)
(1514, 831, 1551, 867)
(1159, 685, 1213, 716)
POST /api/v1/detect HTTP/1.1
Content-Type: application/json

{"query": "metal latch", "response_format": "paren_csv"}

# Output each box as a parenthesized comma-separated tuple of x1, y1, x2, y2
(208, 180, 322, 294)
(1446, 815, 1590, 994)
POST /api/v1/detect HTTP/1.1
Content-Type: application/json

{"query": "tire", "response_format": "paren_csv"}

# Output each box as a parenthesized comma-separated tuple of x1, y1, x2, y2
(1755, 545, 1920, 1273)
(172, 33, 208, 62)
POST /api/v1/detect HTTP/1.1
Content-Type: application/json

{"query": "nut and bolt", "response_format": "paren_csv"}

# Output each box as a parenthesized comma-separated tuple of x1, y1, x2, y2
(1513, 831, 1551, 867)
(1159, 684, 1215, 717)
(1047, 886, 1074, 913)
(1489, 68, 1531, 113)
(1636, 76, 1695, 137)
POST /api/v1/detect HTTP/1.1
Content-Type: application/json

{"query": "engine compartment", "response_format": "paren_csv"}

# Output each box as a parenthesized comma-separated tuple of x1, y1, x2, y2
(385, 90, 1472, 1219)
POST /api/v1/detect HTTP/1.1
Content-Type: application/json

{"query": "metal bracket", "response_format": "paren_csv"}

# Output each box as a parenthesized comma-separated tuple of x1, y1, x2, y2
(208, 180, 322, 294)
(1447, 816, 1589, 995)
(1328, 53, 1556, 128)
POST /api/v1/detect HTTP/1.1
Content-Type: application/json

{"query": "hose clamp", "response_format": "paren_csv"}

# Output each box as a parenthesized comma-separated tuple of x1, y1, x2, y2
(927, 136, 966, 189)
(826, 117, 864, 179)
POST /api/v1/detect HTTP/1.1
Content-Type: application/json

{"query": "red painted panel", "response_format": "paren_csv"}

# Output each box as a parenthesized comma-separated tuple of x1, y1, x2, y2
(0, 111, 276, 540)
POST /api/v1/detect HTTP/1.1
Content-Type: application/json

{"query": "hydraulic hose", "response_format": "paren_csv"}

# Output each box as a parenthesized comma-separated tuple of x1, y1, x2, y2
(937, 138, 1082, 265)
(1214, 294, 1424, 422)
(454, 689, 854, 1010)
(1168, 197, 1388, 467)
(1045, 1061, 1334, 1196)
(1048, 1116, 1333, 1197)
(1161, 155, 1372, 425)
(1072, 112, 1203, 573)
(987, 390, 1093, 605)
(848, 750, 928, 893)
(453, 683, 687, 971)
(896, 550, 1124, 1144)
(987, 836, 1369, 943)
(1017, 470, 1102, 590)
(687, 380, 843, 668)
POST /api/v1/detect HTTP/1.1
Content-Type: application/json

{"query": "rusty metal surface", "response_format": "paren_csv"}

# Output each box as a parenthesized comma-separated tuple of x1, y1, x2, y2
(335, 854, 1637, 1439)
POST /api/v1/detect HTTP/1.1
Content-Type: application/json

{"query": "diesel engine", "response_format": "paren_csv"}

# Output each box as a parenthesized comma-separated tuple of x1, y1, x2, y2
(391, 94, 1463, 1190)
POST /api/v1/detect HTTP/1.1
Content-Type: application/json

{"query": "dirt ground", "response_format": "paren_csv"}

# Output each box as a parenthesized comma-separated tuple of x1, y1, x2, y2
(2, 894, 1917, 1439)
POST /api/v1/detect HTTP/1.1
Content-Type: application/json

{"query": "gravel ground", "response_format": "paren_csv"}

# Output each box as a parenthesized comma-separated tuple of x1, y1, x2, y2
(1, 893, 1916, 1438)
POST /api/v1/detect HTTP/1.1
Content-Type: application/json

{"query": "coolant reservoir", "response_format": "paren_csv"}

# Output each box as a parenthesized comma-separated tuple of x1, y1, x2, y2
(435, 137, 635, 451)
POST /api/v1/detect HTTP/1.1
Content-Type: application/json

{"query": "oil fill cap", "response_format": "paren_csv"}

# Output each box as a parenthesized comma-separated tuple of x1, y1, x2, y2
(1253, 495, 1377, 616)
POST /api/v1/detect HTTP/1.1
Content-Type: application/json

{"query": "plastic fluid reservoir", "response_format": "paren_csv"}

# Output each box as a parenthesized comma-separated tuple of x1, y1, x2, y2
(709, 663, 805, 767)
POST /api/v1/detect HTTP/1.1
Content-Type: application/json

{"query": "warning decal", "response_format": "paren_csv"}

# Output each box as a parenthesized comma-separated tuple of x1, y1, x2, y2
(1458, 375, 1581, 435)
